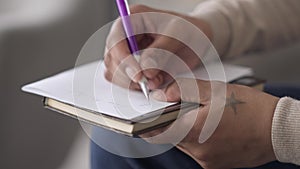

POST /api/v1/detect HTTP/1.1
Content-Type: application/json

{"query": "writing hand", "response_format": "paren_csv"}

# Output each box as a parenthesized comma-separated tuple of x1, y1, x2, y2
(104, 5, 212, 90)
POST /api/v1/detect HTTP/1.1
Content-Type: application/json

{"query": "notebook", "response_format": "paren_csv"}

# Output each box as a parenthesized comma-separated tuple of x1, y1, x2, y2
(22, 61, 252, 136)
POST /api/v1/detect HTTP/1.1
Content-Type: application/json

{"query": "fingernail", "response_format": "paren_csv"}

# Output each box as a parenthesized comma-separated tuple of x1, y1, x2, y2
(151, 90, 166, 101)
(125, 67, 138, 82)
(141, 57, 158, 69)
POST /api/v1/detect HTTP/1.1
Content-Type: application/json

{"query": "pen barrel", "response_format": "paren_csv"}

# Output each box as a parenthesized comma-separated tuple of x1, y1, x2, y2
(116, 0, 140, 55)
(116, 0, 130, 16)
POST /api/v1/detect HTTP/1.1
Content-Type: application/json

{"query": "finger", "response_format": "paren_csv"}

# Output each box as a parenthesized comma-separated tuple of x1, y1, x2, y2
(140, 36, 184, 80)
(136, 34, 155, 50)
(139, 13, 193, 79)
(151, 78, 212, 104)
(147, 72, 165, 90)
(140, 107, 202, 145)
(139, 125, 170, 143)
(104, 69, 140, 91)
(106, 18, 125, 50)
(106, 18, 144, 83)
(104, 70, 140, 91)
(104, 51, 123, 79)
(110, 41, 144, 82)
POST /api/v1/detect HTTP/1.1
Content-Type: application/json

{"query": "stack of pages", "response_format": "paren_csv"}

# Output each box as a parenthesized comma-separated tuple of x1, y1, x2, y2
(22, 61, 252, 136)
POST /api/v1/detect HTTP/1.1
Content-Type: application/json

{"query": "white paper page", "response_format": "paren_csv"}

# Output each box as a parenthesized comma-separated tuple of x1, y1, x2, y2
(22, 61, 252, 120)
(179, 63, 253, 82)
(22, 61, 175, 120)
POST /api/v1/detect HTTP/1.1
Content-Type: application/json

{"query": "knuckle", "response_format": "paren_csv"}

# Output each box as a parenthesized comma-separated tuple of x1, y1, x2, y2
(129, 82, 140, 91)
(104, 71, 112, 82)
(106, 34, 117, 50)
(143, 69, 158, 79)
(165, 84, 180, 101)
(166, 92, 178, 101)
(103, 53, 111, 67)
(106, 19, 124, 49)
(105, 37, 113, 50)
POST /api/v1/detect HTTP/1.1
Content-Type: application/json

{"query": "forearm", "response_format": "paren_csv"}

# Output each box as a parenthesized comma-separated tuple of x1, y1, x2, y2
(190, 0, 300, 58)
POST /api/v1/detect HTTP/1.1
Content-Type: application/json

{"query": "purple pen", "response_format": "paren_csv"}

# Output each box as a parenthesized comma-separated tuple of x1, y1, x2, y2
(115, 0, 149, 100)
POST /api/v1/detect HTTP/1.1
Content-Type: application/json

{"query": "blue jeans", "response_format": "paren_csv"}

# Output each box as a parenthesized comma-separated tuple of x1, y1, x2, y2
(90, 84, 300, 169)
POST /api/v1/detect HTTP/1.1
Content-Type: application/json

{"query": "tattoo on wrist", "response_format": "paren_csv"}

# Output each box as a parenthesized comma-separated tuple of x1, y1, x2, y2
(226, 92, 245, 114)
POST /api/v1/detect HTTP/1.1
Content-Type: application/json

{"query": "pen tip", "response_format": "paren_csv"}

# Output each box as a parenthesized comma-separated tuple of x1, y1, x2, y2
(144, 89, 150, 101)
(139, 81, 150, 101)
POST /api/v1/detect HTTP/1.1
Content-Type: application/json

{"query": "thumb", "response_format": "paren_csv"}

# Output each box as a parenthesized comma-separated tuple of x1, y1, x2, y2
(151, 78, 212, 104)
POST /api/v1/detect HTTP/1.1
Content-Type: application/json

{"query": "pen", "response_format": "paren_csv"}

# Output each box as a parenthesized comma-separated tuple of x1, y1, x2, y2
(115, 0, 150, 100)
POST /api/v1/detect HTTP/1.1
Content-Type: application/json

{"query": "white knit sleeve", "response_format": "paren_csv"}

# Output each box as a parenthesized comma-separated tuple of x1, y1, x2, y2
(272, 97, 300, 165)
(190, 0, 300, 58)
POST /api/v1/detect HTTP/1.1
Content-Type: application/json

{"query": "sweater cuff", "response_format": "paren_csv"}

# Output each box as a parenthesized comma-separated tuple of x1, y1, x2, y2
(272, 97, 300, 165)
(189, 1, 231, 57)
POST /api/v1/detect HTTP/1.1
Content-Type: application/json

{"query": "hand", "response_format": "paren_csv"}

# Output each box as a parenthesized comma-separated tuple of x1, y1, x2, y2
(104, 5, 212, 90)
(142, 78, 279, 169)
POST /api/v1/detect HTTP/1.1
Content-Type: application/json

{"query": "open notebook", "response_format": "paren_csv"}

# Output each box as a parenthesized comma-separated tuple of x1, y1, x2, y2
(22, 61, 252, 136)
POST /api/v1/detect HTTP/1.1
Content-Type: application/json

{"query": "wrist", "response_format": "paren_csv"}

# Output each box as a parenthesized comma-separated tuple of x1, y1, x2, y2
(260, 93, 279, 163)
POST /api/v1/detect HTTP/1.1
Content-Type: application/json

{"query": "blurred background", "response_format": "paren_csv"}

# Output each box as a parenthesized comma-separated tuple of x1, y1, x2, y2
(0, 0, 299, 169)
